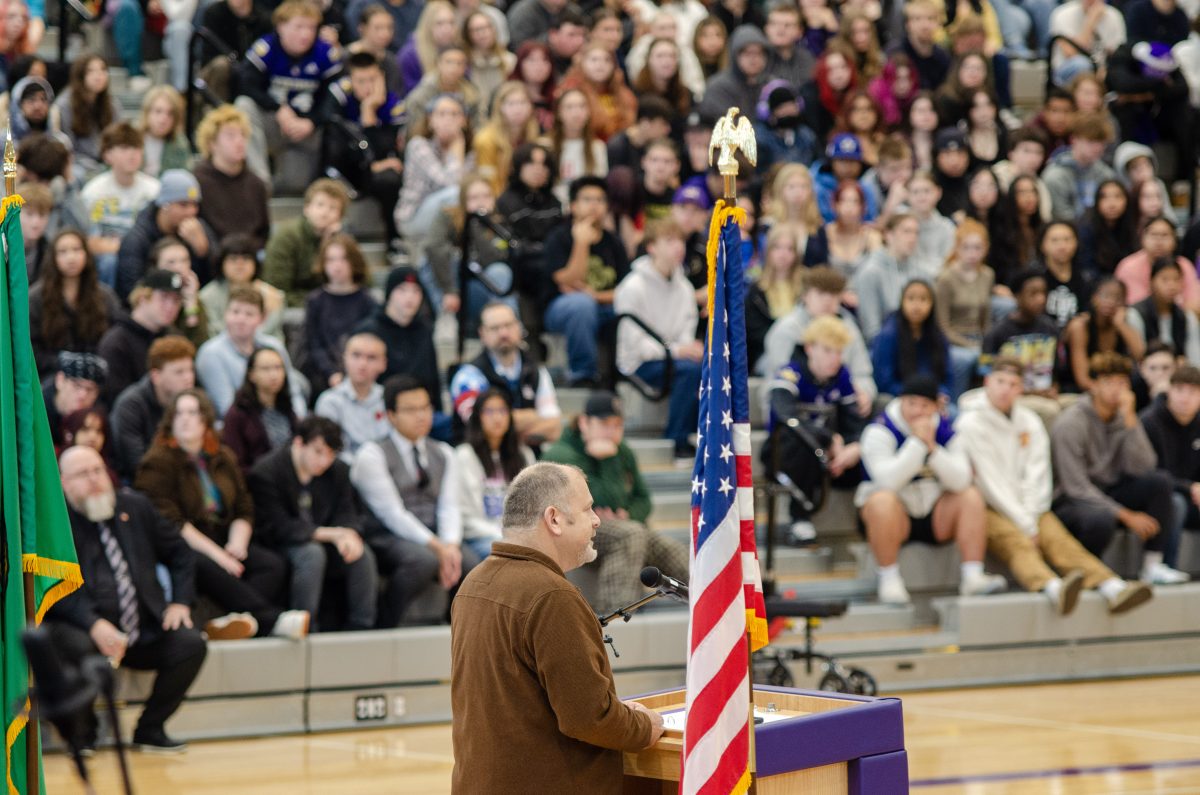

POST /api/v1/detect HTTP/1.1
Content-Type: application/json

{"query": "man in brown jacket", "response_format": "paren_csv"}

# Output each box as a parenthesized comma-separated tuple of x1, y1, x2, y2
(450, 462, 665, 793)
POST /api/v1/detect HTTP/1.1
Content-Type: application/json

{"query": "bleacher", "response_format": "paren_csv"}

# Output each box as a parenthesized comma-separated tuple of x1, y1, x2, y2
(31, 26, 1200, 752)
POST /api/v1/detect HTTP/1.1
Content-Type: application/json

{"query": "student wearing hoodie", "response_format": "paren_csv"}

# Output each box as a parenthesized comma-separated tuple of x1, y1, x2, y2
(812, 133, 879, 224)
(760, 266, 876, 414)
(956, 356, 1154, 614)
(1112, 141, 1180, 228)
(1041, 112, 1118, 222)
(0, 75, 60, 143)
(904, 170, 956, 280)
(1051, 351, 1189, 584)
(852, 212, 922, 340)
(698, 25, 771, 121)
(855, 373, 1007, 605)
(613, 219, 702, 460)
(1141, 365, 1200, 568)
(753, 80, 821, 172)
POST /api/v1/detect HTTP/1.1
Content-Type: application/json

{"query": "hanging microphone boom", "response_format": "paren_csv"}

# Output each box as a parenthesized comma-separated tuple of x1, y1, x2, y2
(640, 567, 689, 602)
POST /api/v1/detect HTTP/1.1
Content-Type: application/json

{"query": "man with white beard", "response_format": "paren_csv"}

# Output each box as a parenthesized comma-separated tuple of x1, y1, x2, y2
(44, 446, 218, 753)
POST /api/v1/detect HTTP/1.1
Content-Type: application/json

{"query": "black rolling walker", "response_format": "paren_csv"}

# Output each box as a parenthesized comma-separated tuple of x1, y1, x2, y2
(753, 421, 878, 696)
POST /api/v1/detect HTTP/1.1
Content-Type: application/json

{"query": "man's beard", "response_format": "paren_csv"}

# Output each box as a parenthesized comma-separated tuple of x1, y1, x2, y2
(81, 491, 116, 522)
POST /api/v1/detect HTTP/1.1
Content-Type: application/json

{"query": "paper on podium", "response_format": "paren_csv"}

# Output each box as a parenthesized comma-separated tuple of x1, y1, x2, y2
(660, 707, 793, 733)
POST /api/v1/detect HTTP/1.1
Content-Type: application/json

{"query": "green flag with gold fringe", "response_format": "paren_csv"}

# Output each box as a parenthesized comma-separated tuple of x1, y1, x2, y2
(1, 194, 83, 795)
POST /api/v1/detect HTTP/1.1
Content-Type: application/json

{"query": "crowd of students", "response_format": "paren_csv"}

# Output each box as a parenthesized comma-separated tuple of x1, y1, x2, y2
(9, 0, 1200, 752)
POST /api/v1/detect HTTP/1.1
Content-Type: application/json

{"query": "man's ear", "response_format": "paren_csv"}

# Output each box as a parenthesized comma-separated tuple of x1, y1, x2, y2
(543, 505, 561, 537)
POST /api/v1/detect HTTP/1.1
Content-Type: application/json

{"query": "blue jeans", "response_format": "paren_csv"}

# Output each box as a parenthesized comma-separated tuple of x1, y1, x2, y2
(95, 252, 118, 289)
(419, 259, 517, 332)
(949, 344, 980, 402)
(991, 0, 1034, 58)
(165, 19, 193, 90)
(464, 536, 496, 560)
(111, 0, 144, 75)
(635, 357, 702, 447)
(544, 292, 615, 382)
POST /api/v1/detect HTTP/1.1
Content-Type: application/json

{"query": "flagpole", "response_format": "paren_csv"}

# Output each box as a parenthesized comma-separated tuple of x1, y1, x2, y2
(710, 107, 758, 795)
(6, 117, 40, 795)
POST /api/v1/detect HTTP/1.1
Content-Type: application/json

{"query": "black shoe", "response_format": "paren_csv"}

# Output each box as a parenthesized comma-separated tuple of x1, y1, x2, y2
(132, 727, 187, 754)
(673, 441, 697, 462)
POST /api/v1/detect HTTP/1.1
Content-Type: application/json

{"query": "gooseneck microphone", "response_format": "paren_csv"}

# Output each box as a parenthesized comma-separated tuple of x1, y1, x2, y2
(640, 567, 690, 602)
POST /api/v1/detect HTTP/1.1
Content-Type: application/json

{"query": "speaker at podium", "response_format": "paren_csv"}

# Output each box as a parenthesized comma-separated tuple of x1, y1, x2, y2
(621, 685, 908, 794)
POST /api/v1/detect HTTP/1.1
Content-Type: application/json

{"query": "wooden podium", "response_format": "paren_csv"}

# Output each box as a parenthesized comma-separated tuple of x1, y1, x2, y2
(622, 685, 908, 794)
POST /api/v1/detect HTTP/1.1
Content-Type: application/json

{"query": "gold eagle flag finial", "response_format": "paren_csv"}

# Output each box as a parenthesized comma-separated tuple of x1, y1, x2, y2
(708, 107, 757, 201)
(4, 116, 15, 197)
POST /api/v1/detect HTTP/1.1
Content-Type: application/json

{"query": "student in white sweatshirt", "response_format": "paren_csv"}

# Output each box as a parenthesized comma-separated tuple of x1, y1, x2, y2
(613, 218, 702, 460)
(955, 356, 1154, 615)
(855, 373, 1007, 605)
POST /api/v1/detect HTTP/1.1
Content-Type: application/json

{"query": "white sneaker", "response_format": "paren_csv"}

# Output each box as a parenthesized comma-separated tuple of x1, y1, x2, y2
(787, 520, 817, 546)
(204, 612, 258, 640)
(127, 75, 154, 93)
(960, 571, 1007, 596)
(1141, 562, 1190, 585)
(878, 576, 911, 606)
(272, 610, 311, 639)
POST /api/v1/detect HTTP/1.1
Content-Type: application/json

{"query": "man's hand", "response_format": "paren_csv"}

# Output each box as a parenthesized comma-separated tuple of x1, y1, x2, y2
(333, 529, 365, 563)
(442, 293, 462, 314)
(162, 603, 193, 631)
(176, 217, 207, 252)
(855, 391, 872, 417)
(910, 415, 937, 450)
(214, 548, 245, 577)
(1118, 508, 1159, 540)
(626, 701, 666, 746)
(572, 218, 602, 247)
(90, 619, 128, 659)
(673, 340, 705, 362)
(431, 539, 463, 589)
(829, 441, 861, 478)
(1119, 388, 1138, 428)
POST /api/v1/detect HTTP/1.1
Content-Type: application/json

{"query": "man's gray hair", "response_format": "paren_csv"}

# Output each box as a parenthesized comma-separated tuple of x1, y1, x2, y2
(502, 462, 581, 536)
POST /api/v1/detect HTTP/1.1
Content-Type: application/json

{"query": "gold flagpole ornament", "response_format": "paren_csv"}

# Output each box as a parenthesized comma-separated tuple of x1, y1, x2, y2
(4, 119, 16, 197)
(708, 107, 757, 201)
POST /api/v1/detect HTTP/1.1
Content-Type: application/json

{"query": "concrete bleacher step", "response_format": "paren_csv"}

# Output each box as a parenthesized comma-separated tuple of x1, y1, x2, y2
(269, 196, 305, 227)
(1010, 59, 1049, 110)
(628, 437, 674, 469)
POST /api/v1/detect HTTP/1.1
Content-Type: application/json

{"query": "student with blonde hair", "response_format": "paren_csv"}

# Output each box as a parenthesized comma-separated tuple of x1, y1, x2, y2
(137, 86, 192, 177)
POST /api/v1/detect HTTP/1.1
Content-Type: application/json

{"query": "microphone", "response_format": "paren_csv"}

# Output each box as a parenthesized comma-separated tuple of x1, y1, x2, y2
(640, 567, 689, 602)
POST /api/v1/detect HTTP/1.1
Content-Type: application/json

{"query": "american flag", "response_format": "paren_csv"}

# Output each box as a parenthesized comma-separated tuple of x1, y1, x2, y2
(681, 203, 769, 795)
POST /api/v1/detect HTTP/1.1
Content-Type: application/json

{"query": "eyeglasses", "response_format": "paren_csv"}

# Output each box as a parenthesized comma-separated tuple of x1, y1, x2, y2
(394, 403, 433, 414)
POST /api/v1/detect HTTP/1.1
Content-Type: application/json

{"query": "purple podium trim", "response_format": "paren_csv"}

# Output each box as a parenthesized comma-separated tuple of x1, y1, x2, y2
(850, 750, 910, 794)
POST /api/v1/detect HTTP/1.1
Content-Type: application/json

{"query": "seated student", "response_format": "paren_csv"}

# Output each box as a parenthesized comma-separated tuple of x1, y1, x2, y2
(79, 122, 161, 287)
(931, 128, 972, 218)
(396, 92, 474, 245)
(196, 0, 272, 103)
(767, 316, 867, 545)
(1059, 277, 1142, 394)
(43, 352, 106, 449)
(302, 233, 378, 391)
(192, 104, 271, 250)
(1141, 365, 1200, 564)
(115, 169, 217, 303)
(1115, 215, 1200, 313)
(199, 234, 286, 341)
(449, 302, 562, 447)
(542, 391, 690, 613)
(904, 170, 956, 281)
(195, 286, 308, 417)
(28, 228, 121, 380)
(248, 417, 379, 632)
(402, 46, 484, 138)
(1126, 258, 1200, 364)
(980, 269, 1063, 424)
(613, 219, 703, 460)
(611, 138, 682, 258)
(471, 81, 540, 197)
(353, 267, 448, 437)
(760, 266, 876, 412)
(991, 125, 1052, 222)
(326, 51, 405, 244)
(856, 373, 1007, 605)
(110, 336, 195, 481)
(1051, 352, 1189, 584)
(852, 212, 922, 340)
(137, 87, 194, 178)
(540, 176, 630, 388)
(57, 408, 119, 484)
(496, 142, 563, 309)
(936, 219, 995, 398)
(98, 269, 185, 404)
(350, 375, 476, 627)
(262, 178, 350, 308)
(454, 389, 536, 559)
(16, 134, 88, 241)
(423, 174, 517, 329)
(861, 135, 915, 220)
(822, 180, 882, 292)
(1041, 112, 1117, 222)
(54, 54, 123, 180)
(754, 81, 821, 173)
(345, 4, 402, 97)
(956, 356, 1154, 614)
(1133, 340, 1176, 410)
(1075, 180, 1138, 277)
(1035, 221, 1093, 331)
(871, 280, 955, 402)
(222, 347, 298, 473)
(745, 224, 805, 373)
(314, 332, 391, 462)
(234, 0, 341, 195)
(19, 182, 53, 284)
(606, 95, 674, 176)
(813, 134, 879, 224)
(48, 446, 209, 754)
(2, 76, 61, 145)
(135, 389, 311, 638)
(149, 236, 211, 344)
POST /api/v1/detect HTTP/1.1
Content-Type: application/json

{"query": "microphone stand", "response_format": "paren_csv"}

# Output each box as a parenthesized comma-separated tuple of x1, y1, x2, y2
(597, 589, 676, 657)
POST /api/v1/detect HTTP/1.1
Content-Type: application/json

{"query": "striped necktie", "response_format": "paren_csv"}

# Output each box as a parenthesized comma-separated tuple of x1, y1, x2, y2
(97, 520, 140, 647)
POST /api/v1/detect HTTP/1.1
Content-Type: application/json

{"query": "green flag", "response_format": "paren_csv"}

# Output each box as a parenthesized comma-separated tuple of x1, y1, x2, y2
(1, 195, 83, 795)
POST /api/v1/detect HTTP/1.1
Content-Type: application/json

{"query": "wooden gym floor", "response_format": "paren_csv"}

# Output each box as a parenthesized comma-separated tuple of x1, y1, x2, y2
(44, 674, 1200, 794)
